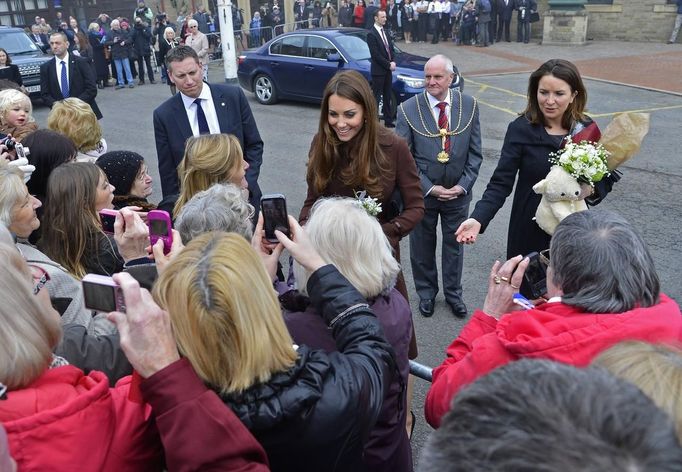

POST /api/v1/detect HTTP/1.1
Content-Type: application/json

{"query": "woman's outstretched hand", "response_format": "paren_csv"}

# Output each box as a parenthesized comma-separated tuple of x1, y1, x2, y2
(251, 213, 284, 280)
(275, 215, 327, 272)
(455, 218, 482, 244)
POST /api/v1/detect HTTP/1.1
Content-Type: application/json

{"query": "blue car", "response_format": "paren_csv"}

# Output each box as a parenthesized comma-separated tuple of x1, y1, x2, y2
(237, 27, 461, 109)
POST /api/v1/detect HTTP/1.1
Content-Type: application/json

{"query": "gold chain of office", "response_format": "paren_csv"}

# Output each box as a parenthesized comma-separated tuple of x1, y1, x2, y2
(399, 88, 478, 163)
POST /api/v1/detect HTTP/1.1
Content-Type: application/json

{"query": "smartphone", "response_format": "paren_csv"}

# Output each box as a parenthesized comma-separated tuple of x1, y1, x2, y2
(99, 209, 119, 234)
(261, 194, 290, 243)
(519, 251, 547, 300)
(147, 209, 173, 254)
(82, 274, 126, 313)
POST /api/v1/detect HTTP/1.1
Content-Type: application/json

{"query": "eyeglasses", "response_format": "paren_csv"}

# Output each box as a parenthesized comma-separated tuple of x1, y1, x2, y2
(539, 249, 550, 268)
(28, 264, 50, 295)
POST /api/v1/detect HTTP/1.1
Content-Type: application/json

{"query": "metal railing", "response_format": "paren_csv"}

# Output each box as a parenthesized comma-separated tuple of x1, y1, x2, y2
(409, 360, 433, 382)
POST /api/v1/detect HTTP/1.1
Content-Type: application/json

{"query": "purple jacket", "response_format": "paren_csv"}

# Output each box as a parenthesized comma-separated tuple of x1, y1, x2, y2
(283, 288, 413, 472)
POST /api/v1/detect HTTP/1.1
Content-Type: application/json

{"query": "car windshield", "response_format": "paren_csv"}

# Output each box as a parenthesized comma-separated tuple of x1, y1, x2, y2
(2, 32, 40, 54)
(335, 31, 402, 61)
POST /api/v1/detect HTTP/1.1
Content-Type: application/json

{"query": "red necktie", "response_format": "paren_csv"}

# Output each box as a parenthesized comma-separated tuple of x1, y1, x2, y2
(380, 28, 391, 60)
(436, 101, 450, 154)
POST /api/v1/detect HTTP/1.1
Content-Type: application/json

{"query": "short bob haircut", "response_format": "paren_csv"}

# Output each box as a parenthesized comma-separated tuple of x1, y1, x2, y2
(0, 243, 62, 390)
(173, 133, 244, 217)
(0, 162, 26, 230)
(550, 209, 659, 313)
(23, 129, 78, 199)
(38, 162, 105, 279)
(0, 48, 12, 65)
(523, 58, 587, 131)
(88, 22, 100, 32)
(175, 183, 254, 244)
(0, 89, 35, 125)
(594, 341, 682, 440)
(46, 97, 103, 152)
(163, 26, 175, 38)
(420, 359, 682, 472)
(153, 232, 298, 395)
(294, 197, 399, 299)
(307, 70, 388, 197)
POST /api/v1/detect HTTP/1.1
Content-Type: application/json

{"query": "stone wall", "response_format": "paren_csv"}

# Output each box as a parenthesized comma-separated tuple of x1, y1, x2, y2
(531, 0, 679, 42)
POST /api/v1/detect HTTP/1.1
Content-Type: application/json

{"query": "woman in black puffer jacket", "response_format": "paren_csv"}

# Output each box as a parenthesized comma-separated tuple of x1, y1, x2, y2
(152, 224, 396, 472)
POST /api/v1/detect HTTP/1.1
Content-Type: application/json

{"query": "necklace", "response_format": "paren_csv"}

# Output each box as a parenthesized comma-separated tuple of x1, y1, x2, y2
(399, 88, 478, 163)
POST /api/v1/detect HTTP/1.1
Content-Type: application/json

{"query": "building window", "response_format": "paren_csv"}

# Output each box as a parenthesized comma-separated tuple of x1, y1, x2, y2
(0, 0, 8, 11)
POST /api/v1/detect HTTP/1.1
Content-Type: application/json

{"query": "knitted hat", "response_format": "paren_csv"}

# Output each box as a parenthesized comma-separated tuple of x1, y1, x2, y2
(96, 151, 144, 196)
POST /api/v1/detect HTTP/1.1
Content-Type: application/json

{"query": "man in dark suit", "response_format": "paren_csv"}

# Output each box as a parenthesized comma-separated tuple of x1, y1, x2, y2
(496, 0, 514, 42)
(39, 31, 102, 120)
(30, 25, 49, 52)
(367, 9, 396, 128)
(153, 46, 263, 208)
(364, 0, 380, 29)
(396, 54, 482, 318)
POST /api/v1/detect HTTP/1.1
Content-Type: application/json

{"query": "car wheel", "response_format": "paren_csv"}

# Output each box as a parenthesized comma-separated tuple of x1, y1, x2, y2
(254, 74, 278, 105)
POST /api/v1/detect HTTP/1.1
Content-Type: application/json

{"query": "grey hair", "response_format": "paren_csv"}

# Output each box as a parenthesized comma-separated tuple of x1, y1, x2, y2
(175, 183, 253, 244)
(550, 209, 659, 313)
(427, 54, 454, 75)
(0, 222, 13, 245)
(294, 197, 399, 298)
(0, 162, 26, 229)
(420, 359, 682, 472)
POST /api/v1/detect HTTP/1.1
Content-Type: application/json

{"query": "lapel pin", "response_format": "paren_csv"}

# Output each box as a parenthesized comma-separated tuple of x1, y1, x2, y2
(221, 102, 226, 106)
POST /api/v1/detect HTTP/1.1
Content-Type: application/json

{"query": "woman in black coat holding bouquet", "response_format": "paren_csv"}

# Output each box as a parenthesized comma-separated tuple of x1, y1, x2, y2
(456, 59, 602, 258)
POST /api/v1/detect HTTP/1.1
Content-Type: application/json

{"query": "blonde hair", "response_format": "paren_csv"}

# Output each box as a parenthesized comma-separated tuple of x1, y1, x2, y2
(153, 232, 297, 395)
(594, 341, 682, 439)
(0, 89, 34, 126)
(164, 26, 175, 38)
(0, 244, 62, 390)
(173, 134, 244, 217)
(294, 197, 399, 298)
(88, 22, 100, 32)
(46, 97, 103, 152)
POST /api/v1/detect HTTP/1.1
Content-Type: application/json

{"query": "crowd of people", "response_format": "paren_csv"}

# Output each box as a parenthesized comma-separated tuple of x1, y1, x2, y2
(0, 4, 681, 470)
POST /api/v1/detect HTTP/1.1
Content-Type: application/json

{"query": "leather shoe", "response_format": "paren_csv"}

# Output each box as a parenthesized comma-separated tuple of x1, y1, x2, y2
(419, 299, 435, 317)
(448, 301, 468, 319)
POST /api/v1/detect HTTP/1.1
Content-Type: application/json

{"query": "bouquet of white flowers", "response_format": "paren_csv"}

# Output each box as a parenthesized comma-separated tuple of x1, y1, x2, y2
(354, 190, 382, 217)
(549, 137, 610, 186)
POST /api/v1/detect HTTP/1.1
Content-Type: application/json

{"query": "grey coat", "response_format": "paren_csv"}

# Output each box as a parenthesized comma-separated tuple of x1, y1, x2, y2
(396, 91, 482, 195)
(17, 243, 115, 336)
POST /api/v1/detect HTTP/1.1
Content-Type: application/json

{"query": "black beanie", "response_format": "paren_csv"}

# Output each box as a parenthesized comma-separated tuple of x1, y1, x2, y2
(96, 151, 144, 196)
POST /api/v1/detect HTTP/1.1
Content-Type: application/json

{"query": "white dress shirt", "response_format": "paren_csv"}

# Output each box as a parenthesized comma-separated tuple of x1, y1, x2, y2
(180, 84, 221, 136)
(55, 51, 70, 92)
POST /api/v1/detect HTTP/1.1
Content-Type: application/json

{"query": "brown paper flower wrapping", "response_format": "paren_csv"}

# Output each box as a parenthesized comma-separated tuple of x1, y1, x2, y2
(599, 112, 650, 170)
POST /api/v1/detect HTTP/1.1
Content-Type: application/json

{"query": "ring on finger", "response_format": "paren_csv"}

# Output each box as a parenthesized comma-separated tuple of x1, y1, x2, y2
(499, 276, 510, 283)
(510, 283, 519, 289)
(493, 275, 502, 284)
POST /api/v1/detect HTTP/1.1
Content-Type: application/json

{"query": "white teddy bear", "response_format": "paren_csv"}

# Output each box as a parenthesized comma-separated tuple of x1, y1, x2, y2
(533, 165, 588, 235)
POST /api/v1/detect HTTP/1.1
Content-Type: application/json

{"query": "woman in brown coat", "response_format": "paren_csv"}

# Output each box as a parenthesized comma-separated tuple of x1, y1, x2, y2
(300, 69, 424, 358)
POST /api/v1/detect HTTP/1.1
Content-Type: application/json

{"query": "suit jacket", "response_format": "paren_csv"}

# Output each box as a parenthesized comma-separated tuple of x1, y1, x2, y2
(153, 83, 264, 207)
(367, 26, 394, 76)
(396, 91, 482, 197)
(497, 0, 515, 20)
(39, 55, 102, 119)
(31, 33, 50, 51)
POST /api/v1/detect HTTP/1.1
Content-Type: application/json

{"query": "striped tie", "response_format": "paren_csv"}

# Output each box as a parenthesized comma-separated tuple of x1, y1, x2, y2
(436, 101, 450, 154)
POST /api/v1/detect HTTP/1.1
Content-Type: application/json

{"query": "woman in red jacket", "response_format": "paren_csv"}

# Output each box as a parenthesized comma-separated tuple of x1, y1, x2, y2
(353, 0, 367, 26)
(425, 209, 682, 428)
(0, 243, 163, 471)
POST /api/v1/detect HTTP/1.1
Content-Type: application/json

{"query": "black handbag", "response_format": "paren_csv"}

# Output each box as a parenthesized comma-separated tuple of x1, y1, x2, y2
(530, 11, 540, 23)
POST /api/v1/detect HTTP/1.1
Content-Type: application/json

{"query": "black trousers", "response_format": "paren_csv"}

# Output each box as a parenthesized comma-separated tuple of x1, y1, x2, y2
(497, 14, 511, 41)
(417, 14, 428, 41)
(136, 54, 155, 82)
(371, 71, 394, 126)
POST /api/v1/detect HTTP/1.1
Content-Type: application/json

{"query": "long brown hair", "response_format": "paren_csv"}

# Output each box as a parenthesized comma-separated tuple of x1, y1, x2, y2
(308, 70, 388, 197)
(523, 59, 587, 131)
(38, 162, 104, 279)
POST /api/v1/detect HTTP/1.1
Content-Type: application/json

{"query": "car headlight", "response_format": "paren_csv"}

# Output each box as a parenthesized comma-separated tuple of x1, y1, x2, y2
(397, 75, 425, 89)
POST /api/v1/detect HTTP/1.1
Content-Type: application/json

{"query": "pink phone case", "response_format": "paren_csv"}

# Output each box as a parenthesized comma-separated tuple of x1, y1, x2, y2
(147, 209, 173, 255)
(99, 209, 119, 234)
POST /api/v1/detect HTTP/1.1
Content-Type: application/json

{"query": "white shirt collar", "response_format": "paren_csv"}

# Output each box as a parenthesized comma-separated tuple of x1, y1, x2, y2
(180, 82, 212, 110)
(56, 51, 69, 64)
(426, 90, 451, 110)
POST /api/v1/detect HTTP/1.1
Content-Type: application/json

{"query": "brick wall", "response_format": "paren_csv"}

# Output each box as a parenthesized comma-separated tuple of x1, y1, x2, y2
(531, 0, 679, 42)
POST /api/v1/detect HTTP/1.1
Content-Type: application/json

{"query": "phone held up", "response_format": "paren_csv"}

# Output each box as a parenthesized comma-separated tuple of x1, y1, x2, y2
(147, 209, 173, 254)
(261, 194, 291, 243)
(99, 209, 118, 234)
(519, 251, 547, 300)
(82, 274, 126, 313)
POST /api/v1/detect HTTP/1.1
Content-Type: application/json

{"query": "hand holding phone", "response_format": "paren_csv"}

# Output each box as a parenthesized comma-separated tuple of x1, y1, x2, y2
(519, 252, 548, 300)
(99, 209, 119, 234)
(261, 194, 291, 243)
(147, 209, 173, 255)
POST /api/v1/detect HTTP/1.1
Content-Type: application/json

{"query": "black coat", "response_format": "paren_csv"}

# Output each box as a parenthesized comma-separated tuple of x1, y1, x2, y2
(222, 265, 396, 472)
(104, 28, 132, 60)
(39, 54, 102, 119)
(131, 24, 153, 56)
(367, 26, 394, 76)
(0, 64, 22, 86)
(497, 0, 515, 20)
(88, 31, 109, 80)
(470, 115, 567, 258)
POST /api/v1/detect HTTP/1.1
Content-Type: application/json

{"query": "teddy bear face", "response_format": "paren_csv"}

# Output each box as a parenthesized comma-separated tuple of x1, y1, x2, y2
(535, 165, 582, 202)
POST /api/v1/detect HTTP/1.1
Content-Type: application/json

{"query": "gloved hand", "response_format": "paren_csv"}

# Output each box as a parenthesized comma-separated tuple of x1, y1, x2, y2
(7, 157, 36, 183)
